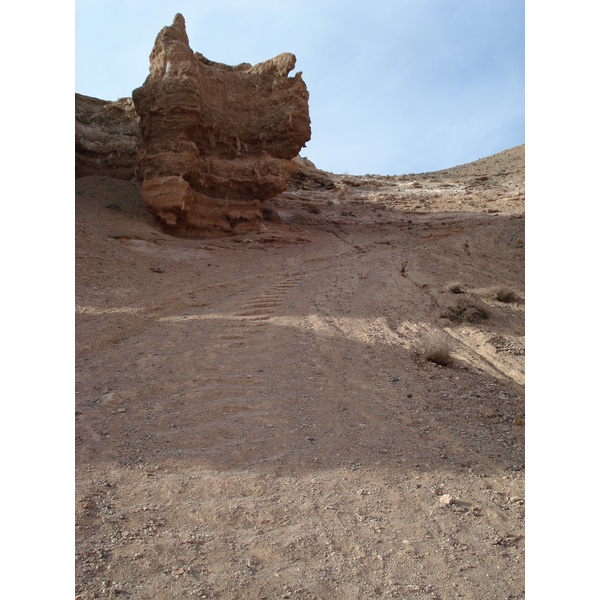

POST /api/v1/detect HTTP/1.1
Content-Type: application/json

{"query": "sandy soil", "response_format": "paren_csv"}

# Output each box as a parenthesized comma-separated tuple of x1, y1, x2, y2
(75, 145, 525, 599)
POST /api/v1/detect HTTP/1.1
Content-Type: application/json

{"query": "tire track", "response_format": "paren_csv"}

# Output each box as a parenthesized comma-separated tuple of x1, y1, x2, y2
(76, 271, 307, 468)
(151, 271, 307, 465)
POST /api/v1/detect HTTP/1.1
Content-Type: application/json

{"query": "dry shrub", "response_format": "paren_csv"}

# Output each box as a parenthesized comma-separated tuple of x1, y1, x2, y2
(440, 298, 489, 324)
(447, 282, 465, 294)
(422, 331, 452, 366)
(491, 287, 520, 303)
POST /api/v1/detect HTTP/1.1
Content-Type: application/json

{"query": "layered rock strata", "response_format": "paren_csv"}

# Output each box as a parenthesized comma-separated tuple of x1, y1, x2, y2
(132, 13, 311, 237)
(75, 94, 140, 179)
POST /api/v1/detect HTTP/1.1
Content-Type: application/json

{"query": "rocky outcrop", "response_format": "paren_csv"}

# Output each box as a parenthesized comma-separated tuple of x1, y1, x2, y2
(289, 156, 335, 191)
(132, 13, 311, 237)
(75, 94, 139, 179)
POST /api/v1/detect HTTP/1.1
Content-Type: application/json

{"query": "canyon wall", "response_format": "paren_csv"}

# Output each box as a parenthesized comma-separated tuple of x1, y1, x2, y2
(75, 94, 139, 180)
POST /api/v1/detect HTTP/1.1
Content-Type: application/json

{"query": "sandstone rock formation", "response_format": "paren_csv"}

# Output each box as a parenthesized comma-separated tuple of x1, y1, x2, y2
(75, 94, 139, 179)
(132, 13, 311, 237)
(290, 156, 336, 191)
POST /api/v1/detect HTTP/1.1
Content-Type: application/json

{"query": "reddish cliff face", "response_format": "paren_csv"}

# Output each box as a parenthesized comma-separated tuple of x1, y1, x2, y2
(132, 13, 311, 237)
(75, 94, 140, 180)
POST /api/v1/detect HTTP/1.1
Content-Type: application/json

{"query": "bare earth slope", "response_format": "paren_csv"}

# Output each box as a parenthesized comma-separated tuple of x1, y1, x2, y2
(76, 145, 525, 599)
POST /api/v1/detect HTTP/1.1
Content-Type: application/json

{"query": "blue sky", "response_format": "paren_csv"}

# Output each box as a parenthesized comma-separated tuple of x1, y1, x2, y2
(75, 0, 524, 175)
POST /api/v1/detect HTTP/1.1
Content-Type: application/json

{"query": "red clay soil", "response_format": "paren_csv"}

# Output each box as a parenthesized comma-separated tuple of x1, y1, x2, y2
(76, 146, 525, 599)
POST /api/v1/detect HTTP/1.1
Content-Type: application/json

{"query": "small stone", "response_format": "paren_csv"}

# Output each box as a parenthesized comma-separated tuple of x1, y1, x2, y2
(439, 494, 454, 507)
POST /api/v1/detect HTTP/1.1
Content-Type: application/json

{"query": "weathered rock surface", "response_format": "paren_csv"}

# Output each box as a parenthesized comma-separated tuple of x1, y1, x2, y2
(75, 94, 139, 179)
(289, 156, 336, 191)
(132, 13, 311, 237)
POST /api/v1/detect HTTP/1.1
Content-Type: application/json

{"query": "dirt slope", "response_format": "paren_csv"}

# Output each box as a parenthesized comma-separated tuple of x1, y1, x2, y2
(76, 145, 525, 599)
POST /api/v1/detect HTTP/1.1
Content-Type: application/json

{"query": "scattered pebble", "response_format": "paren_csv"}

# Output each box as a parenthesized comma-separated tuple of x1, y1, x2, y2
(439, 494, 455, 507)
(76, 150, 524, 598)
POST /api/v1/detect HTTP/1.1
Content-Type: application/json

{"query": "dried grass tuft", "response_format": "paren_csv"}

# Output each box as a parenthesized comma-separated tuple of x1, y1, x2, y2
(447, 282, 465, 294)
(440, 299, 489, 324)
(491, 287, 520, 303)
(422, 331, 452, 366)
